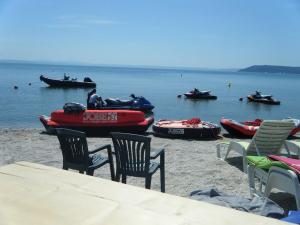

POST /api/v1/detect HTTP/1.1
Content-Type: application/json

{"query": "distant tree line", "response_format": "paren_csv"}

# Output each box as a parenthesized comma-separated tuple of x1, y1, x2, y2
(239, 65, 300, 74)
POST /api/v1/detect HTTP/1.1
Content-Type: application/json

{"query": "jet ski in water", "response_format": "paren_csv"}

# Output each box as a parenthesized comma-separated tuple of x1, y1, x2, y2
(184, 88, 217, 100)
(247, 91, 280, 105)
(102, 94, 154, 112)
(40, 102, 154, 136)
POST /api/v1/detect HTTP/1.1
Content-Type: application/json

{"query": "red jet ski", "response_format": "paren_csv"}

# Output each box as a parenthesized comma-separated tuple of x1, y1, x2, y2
(40, 103, 154, 136)
(220, 118, 300, 138)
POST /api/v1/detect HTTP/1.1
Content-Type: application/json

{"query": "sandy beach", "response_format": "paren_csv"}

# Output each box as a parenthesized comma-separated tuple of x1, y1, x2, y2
(0, 128, 250, 198)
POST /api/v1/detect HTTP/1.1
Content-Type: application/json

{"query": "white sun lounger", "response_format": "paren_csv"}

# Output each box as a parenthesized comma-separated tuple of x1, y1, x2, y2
(248, 165, 300, 210)
(217, 120, 295, 172)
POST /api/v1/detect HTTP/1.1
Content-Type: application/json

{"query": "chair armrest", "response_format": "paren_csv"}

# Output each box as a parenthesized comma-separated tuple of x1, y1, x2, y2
(150, 148, 165, 159)
(89, 144, 112, 154)
(90, 144, 115, 181)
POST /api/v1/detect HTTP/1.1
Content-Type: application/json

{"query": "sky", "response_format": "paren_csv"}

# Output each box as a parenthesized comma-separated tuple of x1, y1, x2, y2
(0, 0, 299, 69)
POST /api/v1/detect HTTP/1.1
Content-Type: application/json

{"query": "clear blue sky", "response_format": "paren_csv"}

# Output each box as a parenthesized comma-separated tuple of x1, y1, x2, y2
(0, 0, 299, 68)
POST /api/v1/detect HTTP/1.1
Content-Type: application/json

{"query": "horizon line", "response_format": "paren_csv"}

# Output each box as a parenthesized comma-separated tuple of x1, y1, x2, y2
(0, 59, 240, 71)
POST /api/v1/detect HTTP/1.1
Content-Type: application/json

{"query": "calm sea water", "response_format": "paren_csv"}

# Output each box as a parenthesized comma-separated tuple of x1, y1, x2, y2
(0, 62, 299, 128)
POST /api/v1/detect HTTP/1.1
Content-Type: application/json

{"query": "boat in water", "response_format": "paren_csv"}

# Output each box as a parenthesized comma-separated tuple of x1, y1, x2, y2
(220, 118, 300, 137)
(247, 91, 280, 105)
(184, 89, 217, 99)
(102, 94, 154, 112)
(152, 118, 221, 139)
(40, 75, 96, 88)
(40, 103, 154, 136)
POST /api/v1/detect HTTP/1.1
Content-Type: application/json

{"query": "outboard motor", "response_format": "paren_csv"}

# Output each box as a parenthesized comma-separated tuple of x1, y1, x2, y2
(63, 102, 86, 113)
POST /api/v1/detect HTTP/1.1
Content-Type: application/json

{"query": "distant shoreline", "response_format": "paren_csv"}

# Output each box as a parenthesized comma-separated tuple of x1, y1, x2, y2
(240, 65, 300, 74)
(3, 60, 300, 75)
(0, 60, 238, 73)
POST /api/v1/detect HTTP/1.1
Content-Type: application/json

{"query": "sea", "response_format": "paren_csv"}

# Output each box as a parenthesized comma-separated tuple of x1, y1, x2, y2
(0, 62, 299, 128)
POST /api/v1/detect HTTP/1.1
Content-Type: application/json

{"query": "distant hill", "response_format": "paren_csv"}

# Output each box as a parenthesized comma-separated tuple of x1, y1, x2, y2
(239, 65, 300, 74)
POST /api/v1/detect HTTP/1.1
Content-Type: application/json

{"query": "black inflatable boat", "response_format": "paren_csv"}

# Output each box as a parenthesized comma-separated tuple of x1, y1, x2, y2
(40, 75, 96, 88)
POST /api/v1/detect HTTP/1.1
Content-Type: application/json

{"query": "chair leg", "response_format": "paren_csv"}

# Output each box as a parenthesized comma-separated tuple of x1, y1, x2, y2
(121, 174, 127, 184)
(242, 152, 249, 173)
(216, 142, 229, 159)
(109, 161, 115, 181)
(115, 171, 121, 182)
(160, 168, 165, 193)
(107, 150, 115, 181)
(160, 152, 165, 193)
(86, 169, 94, 176)
(62, 164, 68, 170)
(145, 176, 152, 189)
(224, 143, 232, 160)
(247, 165, 256, 197)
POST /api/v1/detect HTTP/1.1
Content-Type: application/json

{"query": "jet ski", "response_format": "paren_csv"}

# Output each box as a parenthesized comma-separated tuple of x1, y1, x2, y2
(247, 91, 280, 105)
(184, 89, 217, 99)
(103, 94, 154, 112)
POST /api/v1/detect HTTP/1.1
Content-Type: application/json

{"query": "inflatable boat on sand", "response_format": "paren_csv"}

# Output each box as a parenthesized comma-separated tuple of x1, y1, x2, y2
(220, 118, 300, 138)
(152, 118, 221, 139)
(40, 103, 153, 135)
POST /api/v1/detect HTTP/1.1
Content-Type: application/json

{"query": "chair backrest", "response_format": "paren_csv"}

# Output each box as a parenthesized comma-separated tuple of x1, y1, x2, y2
(111, 132, 151, 177)
(56, 128, 89, 170)
(247, 120, 294, 155)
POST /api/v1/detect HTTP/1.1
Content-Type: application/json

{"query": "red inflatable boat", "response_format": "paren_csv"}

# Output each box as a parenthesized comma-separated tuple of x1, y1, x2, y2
(220, 118, 300, 138)
(40, 108, 154, 135)
(152, 118, 221, 139)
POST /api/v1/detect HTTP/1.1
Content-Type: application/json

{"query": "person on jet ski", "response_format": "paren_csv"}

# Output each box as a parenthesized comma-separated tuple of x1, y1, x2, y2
(255, 91, 261, 97)
(87, 89, 104, 109)
(130, 93, 137, 99)
(193, 88, 200, 93)
(63, 73, 70, 81)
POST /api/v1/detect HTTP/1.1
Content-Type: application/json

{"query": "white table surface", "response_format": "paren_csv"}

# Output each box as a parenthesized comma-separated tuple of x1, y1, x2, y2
(0, 161, 289, 225)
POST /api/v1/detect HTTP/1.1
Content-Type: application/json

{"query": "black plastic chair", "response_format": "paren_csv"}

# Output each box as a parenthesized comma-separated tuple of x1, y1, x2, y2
(56, 128, 114, 180)
(111, 132, 165, 192)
